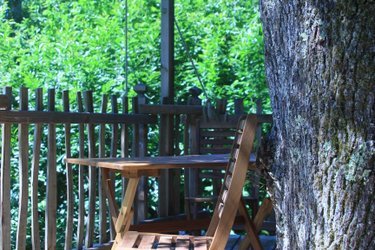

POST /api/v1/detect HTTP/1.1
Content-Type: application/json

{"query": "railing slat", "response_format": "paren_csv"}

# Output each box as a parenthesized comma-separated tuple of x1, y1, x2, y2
(64, 90, 74, 250)
(0, 87, 12, 250)
(32, 88, 43, 250)
(84, 90, 97, 248)
(99, 95, 108, 244)
(17, 87, 29, 250)
(133, 85, 147, 222)
(120, 95, 130, 235)
(110, 95, 119, 159)
(76, 92, 85, 249)
(121, 95, 130, 159)
(46, 88, 57, 250)
(110, 95, 119, 239)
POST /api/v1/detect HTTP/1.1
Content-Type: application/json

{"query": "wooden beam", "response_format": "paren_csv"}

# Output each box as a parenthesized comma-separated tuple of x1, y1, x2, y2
(0, 111, 157, 124)
(161, 0, 174, 99)
(160, 0, 179, 218)
(139, 104, 202, 115)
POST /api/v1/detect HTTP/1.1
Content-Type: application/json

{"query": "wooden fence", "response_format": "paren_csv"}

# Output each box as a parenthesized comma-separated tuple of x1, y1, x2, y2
(0, 85, 272, 249)
(0, 85, 156, 249)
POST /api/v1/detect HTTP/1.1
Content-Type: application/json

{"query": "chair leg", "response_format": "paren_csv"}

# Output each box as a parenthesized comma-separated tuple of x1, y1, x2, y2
(238, 198, 273, 250)
(238, 197, 263, 250)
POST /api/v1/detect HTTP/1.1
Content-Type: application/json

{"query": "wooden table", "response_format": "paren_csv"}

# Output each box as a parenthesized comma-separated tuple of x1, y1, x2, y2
(65, 154, 257, 248)
(66, 153, 256, 172)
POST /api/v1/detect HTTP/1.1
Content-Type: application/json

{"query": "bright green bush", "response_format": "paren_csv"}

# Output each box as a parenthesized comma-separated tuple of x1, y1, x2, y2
(1, 0, 269, 111)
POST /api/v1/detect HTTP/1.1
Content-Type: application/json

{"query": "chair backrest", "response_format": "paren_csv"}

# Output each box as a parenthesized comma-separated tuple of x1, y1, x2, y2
(197, 121, 237, 154)
(196, 119, 238, 198)
(184, 116, 246, 205)
(205, 115, 257, 249)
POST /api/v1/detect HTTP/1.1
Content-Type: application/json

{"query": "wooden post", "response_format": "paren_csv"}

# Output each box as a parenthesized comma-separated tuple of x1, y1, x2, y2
(0, 87, 12, 250)
(234, 99, 244, 115)
(251, 99, 263, 218)
(63, 90, 74, 250)
(160, 0, 176, 216)
(17, 87, 29, 250)
(76, 92, 85, 249)
(133, 83, 147, 223)
(0, 95, 10, 110)
(99, 95, 108, 243)
(31, 88, 42, 250)
(161, 0, 174, 99)
(158, 96, 180, 217)
(121, 94, 130, 200)
(84, 90, 96, 248)
(184, 87, 202, 219)
(45, 88, 57, 250)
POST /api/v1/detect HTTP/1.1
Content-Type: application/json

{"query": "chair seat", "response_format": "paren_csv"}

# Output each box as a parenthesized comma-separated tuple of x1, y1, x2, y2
(116, 231, 212, 249)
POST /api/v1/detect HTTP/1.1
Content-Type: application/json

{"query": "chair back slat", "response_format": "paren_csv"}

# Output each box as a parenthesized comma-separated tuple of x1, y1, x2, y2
(206, 115, 257, 249)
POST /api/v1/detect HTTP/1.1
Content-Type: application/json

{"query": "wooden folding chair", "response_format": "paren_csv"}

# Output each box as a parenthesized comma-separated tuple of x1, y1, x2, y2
(113, 115, 259, 250)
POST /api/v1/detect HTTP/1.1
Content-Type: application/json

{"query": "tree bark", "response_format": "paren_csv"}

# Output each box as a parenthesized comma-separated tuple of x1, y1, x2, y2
(260, 0, 375, 249)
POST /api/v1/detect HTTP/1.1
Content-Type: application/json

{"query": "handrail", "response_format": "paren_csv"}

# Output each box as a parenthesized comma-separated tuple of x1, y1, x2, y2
(139, 104, 203, 115)
(0, 110, 157, 124)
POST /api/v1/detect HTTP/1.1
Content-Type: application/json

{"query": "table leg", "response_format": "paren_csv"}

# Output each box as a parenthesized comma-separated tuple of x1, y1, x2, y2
(102, 169, 119, 226)
(112, 177, 140, 249)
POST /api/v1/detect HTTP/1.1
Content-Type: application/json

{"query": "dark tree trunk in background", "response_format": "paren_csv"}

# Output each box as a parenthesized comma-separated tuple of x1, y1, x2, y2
(4, 0, 23, 23)
(260, 1, 374, 249)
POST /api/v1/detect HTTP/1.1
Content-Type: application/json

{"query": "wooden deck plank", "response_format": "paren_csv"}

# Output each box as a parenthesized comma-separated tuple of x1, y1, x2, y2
(193, 237, 210, 250)
(116, 231, 139, 248)
(175, 237, 190, 250)
(137, 235, 156, 249)
(157, 236, 173, 249)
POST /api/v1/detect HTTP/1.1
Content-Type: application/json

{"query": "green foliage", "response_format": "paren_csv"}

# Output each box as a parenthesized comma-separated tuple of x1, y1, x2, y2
(174, 0, 269, 111)
(1, 0, 269, 111)
(0, 0, 269, 247)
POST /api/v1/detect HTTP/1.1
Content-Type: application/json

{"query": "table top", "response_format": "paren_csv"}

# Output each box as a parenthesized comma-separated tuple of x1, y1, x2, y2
(65, 153, 257, 172)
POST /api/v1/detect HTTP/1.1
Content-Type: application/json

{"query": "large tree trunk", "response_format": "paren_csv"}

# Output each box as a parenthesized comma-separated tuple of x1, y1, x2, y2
(260, 1, 375, 249)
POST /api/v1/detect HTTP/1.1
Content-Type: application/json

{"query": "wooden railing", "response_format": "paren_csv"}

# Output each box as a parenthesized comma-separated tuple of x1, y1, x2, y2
(0, 86, 156, 249)
(0, 85, 272, 249)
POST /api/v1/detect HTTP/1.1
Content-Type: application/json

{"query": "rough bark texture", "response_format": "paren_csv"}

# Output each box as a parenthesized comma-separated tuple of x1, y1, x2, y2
(260, 1, 375, 249)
